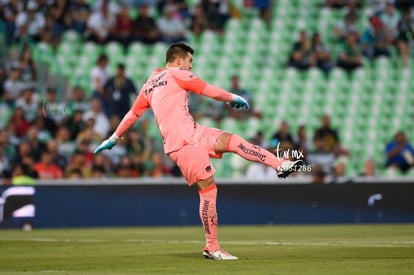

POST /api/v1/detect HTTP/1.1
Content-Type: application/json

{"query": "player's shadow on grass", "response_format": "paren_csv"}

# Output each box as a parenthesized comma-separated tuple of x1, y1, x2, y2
(172, 252, 201, 259)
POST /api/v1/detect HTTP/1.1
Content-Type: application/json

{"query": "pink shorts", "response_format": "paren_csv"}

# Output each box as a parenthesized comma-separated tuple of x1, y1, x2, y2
(168, 124, 224, 185)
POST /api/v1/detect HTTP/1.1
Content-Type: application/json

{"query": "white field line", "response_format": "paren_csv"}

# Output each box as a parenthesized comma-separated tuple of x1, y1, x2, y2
(124, 239, 414, 248)
(16, 238, 103, 242)
(2, 238, 414, 247)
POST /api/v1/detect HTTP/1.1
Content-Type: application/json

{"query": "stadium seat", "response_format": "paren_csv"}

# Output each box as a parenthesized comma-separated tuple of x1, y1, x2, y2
(50, 55, 72, 76)
(80, 42, 102, 68)
(229, 153, 247, 178)
(244, 117, 261, 138)
(103, 41, 125, 63)
(221, 117, 237, 133)
(330, 67, 348, 86)
(61, 30, 81, 45)
(198, 117, 218, 129)
(68, 74, 91, 96)
(225, 18, 241, 32)
(128, 42, 146, 57)
(152, 42, 168, 57)
(212, 154, 233, 177)
(32, 42, 54, 64)
(57, 41, 78, 57)
(0, 103, 12, 129)
(75, 55, 95, 75)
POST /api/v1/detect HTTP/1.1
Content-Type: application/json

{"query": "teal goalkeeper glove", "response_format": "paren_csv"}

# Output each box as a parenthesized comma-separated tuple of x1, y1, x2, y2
(94, 134, 119, 154)
(230, 94, 250, 110)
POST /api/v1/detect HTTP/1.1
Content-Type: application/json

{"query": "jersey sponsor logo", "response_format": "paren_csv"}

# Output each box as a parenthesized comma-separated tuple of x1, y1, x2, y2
(144, 81, 167, 95)
(144, 72, 167, 95)
(205, 165, 212, 172)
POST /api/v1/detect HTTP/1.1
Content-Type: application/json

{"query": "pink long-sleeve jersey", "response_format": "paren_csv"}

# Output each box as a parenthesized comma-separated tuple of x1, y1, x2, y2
(127, 67, 234, 154)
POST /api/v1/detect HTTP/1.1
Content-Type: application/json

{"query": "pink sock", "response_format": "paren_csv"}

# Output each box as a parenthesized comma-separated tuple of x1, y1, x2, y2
(199, 184, 220, 251)
(226, 134, 285, 170)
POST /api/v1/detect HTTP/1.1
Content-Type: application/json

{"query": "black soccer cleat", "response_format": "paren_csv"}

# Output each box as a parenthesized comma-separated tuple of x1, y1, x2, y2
(277, 159, 304, 178)
(203, 249, 238, 260)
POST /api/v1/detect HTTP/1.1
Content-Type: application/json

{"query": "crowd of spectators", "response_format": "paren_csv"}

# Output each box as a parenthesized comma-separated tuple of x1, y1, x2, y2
(0, 0, 244, 49)
(1, 46, 413, 183)
(246, 114, 414, 183)
(1, 0, 413, 185)
(245, 114, 352, 183)
(0, 82, 183, 182)
(0, 38, 184, 182)
(0, 0, 253, 183)
(288, 0, 414, 74)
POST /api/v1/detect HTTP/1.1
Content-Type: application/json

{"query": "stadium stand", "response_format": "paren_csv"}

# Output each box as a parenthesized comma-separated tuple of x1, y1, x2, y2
(0, 0, 413, 181)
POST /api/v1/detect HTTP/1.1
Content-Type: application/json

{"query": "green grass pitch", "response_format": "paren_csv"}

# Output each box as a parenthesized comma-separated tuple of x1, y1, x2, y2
(1, 224, 414, 274)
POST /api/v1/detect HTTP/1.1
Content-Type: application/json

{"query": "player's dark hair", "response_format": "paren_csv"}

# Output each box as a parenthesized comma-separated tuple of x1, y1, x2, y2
(166, 43, 194, 63)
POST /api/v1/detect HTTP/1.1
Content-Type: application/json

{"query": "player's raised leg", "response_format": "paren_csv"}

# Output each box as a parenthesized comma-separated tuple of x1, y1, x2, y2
(196, 177, 238, 260)
(215, 132, 303, 178)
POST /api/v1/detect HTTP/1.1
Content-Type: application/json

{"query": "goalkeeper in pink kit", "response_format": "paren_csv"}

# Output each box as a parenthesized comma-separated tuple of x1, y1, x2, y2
(95, 43, 302, 260)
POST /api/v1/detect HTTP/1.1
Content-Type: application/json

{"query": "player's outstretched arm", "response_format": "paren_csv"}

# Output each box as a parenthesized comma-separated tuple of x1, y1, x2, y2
(201, 84, 249, 110)
(173, 72, 249, 110)
(94, 110, 139, 154)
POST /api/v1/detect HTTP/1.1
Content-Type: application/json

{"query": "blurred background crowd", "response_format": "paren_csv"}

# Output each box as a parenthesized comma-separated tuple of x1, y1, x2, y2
(0, 0, 414, 184)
